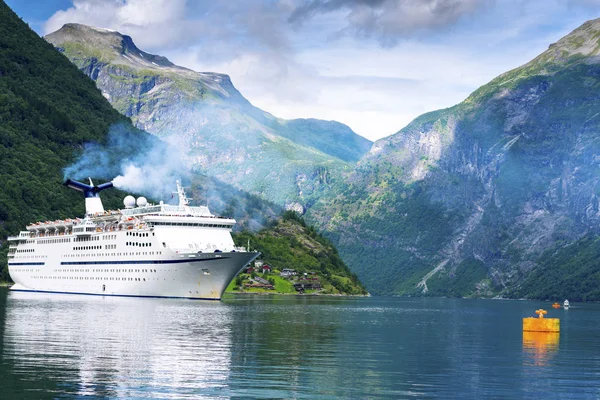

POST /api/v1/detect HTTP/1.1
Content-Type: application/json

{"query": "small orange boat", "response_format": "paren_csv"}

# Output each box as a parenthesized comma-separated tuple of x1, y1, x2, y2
(552, 302, 560, 309)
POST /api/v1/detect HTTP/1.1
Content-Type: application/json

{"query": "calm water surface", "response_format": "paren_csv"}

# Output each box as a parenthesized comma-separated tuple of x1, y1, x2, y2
(1, 287, 600, 399)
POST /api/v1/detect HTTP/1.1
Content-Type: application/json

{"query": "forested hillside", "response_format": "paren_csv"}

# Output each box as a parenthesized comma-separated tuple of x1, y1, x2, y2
(0, 1, 145, 279)
(508, 235, 600, 301)
(0, 1, 312, 285)
(233, 211, 368, 295)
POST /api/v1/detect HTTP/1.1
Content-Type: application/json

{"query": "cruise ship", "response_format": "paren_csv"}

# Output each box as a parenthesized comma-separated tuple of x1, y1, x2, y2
(7, 179, 260, 300)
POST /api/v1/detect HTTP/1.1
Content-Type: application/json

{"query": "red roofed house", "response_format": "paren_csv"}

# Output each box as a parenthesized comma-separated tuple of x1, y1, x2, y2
(261, 264, 272, 274)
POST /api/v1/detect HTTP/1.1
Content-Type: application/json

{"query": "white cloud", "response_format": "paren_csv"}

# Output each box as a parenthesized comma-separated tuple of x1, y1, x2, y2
(116, 0, 186, 26)
(43, 0, 600, 141)
(289, 0, 487, 45)
(168, 33, 553, 140)
(45, 0, 196, 48)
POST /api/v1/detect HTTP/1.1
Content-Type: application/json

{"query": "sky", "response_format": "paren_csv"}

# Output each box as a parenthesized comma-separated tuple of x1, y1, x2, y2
(6, 0, 600, 141)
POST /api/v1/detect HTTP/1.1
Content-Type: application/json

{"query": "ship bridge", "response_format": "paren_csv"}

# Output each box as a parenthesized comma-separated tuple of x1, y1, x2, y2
(120, 180, 237, 230)
(120, 203, 213, 218)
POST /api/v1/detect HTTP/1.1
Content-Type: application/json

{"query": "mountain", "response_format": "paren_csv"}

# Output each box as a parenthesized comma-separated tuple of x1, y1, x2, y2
(44, 24, 373, 206)
(0, 2, 276, 281)
(308, 18, 600, 299)
(0, 1, 361, 294)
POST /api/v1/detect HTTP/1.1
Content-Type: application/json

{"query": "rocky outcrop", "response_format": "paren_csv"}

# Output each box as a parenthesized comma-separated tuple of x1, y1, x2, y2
(45, 24, 372, 206)
(308, 17, 600, 297)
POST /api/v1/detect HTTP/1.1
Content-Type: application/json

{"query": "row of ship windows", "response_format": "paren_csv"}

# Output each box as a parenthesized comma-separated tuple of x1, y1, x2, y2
(22, 233, 158, 248)
(39, 238, 71, 244)
(14, 268, 204, 277)
(74, 236, 100, 242)
(11, 268, 160, 273)
(10, 268, 40, 272)
(22, 237, 101, 245)
(26, 234, 133, 245)
(64, 252, 163, 258)
(73, 244, 119, 251)
(74, 246, 102, 251)
(74, 227, 96, 233)
(11, 255, 47, 259)
(55, 268, 157, 273)
(32, 276, 149, 282)
(126, 242, 152, 247)
(126, 232, 151, 237)
(152, 222, 230, 228)
(18, 242, 113, 252)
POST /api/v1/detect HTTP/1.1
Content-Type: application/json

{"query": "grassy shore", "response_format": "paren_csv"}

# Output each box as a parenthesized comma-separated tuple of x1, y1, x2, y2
(224, 273, 370, 297)
(223, 291, 370, 298)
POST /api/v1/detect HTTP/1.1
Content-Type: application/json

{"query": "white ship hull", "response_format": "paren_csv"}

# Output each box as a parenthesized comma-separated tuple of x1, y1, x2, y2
(9, 251, 258, 300)
(8, 179, 260, 300)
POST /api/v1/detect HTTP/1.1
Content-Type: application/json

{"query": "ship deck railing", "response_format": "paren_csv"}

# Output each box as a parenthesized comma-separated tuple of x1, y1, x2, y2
(120, 204, 232, 219)
(25, 211, 122, 230)
(19, 224, 137, 240)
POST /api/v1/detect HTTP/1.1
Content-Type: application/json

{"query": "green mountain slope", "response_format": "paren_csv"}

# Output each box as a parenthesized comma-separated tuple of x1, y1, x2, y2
(232, 211, 368, 295)
(44, 24, 372, 206)
(508, 234, 600, 301)
(0, 1, 142, 279)
(308, 18, 600, 298)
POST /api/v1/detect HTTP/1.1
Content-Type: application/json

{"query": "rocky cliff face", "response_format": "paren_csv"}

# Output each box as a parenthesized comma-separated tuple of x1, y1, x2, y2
(45, 24, 372, 206)
(308, 18, 600, 297)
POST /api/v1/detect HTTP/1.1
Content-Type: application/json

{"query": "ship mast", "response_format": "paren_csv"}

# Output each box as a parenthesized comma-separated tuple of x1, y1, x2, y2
(174, 180, 192, 207)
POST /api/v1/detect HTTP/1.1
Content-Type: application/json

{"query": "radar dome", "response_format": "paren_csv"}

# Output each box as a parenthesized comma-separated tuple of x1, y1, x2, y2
(136, 197, 148, 207)
(123, 195, 136, 208)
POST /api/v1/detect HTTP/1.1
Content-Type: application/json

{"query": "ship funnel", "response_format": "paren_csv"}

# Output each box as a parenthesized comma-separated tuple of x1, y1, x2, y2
(64, 178, 114, 215)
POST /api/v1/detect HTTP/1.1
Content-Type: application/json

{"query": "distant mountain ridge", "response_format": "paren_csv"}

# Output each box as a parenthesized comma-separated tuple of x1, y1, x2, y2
(308, 17, 600, 299)
(43, 18, 600, 300)
(45, 23, 373, 206)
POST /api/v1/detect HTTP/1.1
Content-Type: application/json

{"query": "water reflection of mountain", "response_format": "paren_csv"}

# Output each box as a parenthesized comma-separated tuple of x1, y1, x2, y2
(1, 290, 233, 398)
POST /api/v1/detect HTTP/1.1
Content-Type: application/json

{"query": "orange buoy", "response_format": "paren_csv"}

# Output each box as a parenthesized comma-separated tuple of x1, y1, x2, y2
(552, 302, 560, 309)
(523, 309, 560, 332)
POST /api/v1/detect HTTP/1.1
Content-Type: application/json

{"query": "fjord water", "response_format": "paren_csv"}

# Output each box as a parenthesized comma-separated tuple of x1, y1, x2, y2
(1, 288, 599, 399)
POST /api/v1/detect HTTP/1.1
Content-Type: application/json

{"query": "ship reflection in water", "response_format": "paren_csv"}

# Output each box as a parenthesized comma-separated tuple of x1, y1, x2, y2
(3, 291, 233, 398)
(522, 331, 560, 366)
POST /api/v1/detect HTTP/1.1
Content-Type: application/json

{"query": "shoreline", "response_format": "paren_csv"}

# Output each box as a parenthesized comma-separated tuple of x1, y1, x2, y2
(0, 283, 369, 297)
(0, 284, 573, 302)
(225, 291, 370, 298)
